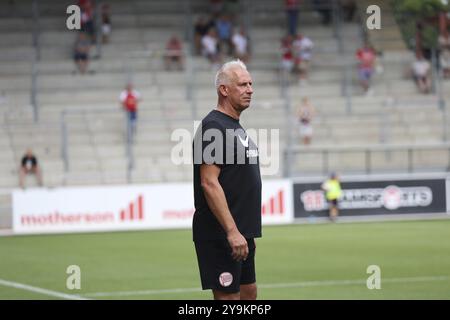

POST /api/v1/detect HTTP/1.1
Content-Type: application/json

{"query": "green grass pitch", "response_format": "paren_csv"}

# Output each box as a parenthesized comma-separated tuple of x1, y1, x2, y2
(0, 219, 449, 299)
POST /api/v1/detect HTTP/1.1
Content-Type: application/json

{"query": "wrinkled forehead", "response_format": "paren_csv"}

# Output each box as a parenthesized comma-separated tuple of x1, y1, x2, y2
(228, 67, 252, 84)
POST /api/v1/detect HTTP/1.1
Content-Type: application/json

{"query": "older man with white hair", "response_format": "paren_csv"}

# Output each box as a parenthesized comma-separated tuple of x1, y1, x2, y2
(192, 60, 262, 300)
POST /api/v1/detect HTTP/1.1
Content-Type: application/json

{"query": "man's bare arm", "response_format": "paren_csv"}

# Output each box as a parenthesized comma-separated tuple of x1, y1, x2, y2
(200, 164, 248, 261)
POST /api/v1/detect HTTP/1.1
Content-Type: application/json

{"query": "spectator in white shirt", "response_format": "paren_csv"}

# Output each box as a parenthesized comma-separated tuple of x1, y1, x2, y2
(232, 27, 250, 63)
(202, 29, 221, 68)
(293, 34, 314, 81)
(438, 30, 450, 79)
(412, 53, 431, 94)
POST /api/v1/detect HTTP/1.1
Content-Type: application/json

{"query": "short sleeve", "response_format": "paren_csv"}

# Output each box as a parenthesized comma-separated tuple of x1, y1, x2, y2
(193, 120, 226, 167)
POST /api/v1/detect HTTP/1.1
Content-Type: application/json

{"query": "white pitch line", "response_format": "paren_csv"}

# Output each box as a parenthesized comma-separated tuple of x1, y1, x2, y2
(84, 275, 450, 298)
(0, 278, 90, 300)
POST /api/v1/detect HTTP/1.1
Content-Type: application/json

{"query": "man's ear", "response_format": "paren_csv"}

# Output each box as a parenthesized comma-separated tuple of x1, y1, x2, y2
(219, 85, 228, 97)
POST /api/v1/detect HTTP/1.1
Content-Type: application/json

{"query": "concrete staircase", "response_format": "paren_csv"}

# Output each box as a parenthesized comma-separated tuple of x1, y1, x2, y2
(356, 0, 407, 52)
(1, 0, 450, 228)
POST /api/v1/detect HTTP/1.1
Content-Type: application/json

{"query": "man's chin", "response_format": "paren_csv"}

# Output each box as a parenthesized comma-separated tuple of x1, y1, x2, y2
(240, 102, 251, 110)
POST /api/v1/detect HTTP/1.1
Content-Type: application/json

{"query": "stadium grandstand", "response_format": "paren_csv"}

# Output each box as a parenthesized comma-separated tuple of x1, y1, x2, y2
(1, 0, 450, 228)
(1, 0, 450, 302)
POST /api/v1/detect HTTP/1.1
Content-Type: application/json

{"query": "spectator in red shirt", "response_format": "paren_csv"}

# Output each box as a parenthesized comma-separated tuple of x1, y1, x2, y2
(281, 34, 294, 73)
(356, 43, 377, 95)
(120, 83, 141, 137)
(79, 0, 95, 42)
(164, 35, 184, 71)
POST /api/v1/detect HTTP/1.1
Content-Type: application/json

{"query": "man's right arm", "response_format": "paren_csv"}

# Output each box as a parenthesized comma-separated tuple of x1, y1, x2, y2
(200, 163, 249, 261)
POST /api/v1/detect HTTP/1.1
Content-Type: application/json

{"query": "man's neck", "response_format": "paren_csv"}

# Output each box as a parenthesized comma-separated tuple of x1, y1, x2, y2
(216, 103, 240, 120)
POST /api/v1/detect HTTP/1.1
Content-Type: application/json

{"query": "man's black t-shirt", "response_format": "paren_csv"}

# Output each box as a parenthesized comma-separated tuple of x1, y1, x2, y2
(192, 110, 262, 241)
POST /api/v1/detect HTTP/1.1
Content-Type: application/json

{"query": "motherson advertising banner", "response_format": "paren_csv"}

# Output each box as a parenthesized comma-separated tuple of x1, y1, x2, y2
(13, 179, 293, 234)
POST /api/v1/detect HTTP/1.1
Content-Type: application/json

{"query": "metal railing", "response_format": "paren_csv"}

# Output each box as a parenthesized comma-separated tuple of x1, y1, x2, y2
(17, 0, 450, 187)
(431, 47, 449, 142)
(31, 0, 40, 61)
(59, 109, 193, 184)
(94, 1, 103, 59)
(31, 0, 40, 122)
(60, 108, 129, 174)
(184, 0, 194, 55)
(284, 143, 450, 177)
(331, 0, 343, 54)
(0, 189, 12, 229)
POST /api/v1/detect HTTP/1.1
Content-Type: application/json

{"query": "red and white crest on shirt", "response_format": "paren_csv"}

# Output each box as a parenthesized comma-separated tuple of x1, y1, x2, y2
(219, 272, 233, 287)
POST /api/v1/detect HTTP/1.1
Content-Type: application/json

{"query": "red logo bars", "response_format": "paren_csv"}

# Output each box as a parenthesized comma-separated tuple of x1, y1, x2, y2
(262, 190, 284, 215)
(120, 195, 144, 221)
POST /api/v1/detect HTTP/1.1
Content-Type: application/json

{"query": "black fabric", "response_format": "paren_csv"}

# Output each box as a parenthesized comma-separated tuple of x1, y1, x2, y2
(192, 110, 262, 241)
(21, 155, 37, 168)
(194, 238, 256, 293)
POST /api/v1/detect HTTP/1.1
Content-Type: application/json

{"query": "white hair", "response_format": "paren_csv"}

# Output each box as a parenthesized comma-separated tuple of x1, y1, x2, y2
(214, 59, 248, 90)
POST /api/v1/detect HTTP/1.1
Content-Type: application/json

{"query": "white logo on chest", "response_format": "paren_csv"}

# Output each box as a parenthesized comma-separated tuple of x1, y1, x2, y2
(238, 135, 249, 147)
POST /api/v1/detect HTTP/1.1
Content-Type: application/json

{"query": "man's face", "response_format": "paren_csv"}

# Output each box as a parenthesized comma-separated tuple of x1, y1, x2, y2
(225, 68, 253, 112)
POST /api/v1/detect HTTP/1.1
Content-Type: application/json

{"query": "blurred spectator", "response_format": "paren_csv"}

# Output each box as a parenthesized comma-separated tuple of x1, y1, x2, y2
(412, 53, 432, 94)
(356, 42, 377, 95)
(202, 29, 221, 68)
(164, 35, 184, 71)
(312, 0, 332, 25)
(216, 14, 233, 55)
(224, 0, 240, 23)
(79, 0, 95, 42)
(73, 32, 91, 74)
(285, 0, 300, 36)
(232, 27, 250, 63)
(194, 16, 214, 55)
(293, 34, 314, 82)
(120, 83, 141, 137)
(438, 29, 450, 51)
(281, 34, 294, 73)
(440, 50, 450, 79)
(210, 0, 224, 18)
(321, 172, 342, 222)
(297, 97, 315, 145)
(101, 3, 112, 44)
(340, 0, 356, 22)
(438, 30, 450, 78)
(19, 149, 43, 189)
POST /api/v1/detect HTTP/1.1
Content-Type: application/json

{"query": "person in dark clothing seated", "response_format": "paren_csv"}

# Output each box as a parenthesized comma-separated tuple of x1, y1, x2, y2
(19, 149, 43, 188)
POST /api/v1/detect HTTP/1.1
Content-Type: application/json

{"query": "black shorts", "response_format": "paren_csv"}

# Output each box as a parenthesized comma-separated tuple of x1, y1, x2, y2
(328, 199, 338, 206)
(74, 52, 88, 61)
(194, 238, 256, 293)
